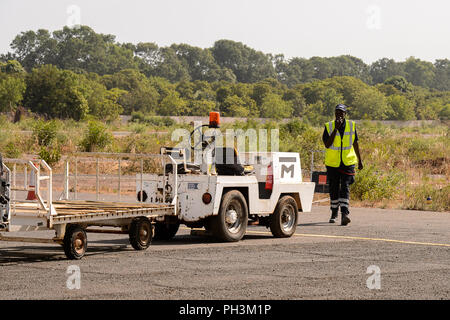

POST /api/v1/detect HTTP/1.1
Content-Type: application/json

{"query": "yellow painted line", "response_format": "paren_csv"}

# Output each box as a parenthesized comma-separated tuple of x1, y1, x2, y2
(245, 230, 450, 248)
(182, 227, 450, 248)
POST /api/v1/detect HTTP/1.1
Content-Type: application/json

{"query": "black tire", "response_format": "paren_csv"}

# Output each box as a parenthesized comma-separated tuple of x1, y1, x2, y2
(63, 224, 87, 260)
(211, 190, 248, 242)
(153, 222, 180, 240)
(270, 195, 298, 238)
(129, 217, 152, 250)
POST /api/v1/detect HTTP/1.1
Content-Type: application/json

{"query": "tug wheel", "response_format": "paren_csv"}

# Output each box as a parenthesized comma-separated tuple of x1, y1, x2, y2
(270, 196, 298, 238)
(211, 190, 248, 242)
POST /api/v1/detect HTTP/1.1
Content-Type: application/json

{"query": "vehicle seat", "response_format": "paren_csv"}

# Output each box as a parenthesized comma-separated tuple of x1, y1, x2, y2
(214, 147, 254, 176)
(165, 163, 201, 174)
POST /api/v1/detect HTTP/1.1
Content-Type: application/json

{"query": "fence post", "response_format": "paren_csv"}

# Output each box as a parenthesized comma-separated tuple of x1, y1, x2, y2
(118, 158, 121, 201)
(64, 160, 69, 200)
(140, 159, 143, 203)
(96, 158, 99, 201)
(74, 157, 78, 200)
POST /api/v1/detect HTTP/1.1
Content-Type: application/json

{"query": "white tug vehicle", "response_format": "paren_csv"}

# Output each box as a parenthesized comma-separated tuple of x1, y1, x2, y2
(138, 112, 315, 242)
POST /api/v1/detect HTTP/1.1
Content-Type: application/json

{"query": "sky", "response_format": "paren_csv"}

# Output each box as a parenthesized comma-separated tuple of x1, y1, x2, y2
(0, 0, 449, 64)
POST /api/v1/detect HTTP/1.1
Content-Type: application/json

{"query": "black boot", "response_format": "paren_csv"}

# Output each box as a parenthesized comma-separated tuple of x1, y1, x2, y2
(341, 214, 351, 226)
(329, 211, 338, 223)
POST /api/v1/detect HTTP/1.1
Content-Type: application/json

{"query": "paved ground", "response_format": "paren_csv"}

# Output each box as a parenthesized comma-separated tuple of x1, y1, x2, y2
(0, 205, 449, 300)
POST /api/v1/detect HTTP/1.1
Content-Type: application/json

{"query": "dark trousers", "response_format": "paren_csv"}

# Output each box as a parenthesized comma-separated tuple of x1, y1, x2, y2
(327, 169, 355, 215)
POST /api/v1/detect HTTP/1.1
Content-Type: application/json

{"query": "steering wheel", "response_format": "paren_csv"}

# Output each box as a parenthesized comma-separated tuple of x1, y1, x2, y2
(189, 125, 217, 151)
(190, 125, 206, 151)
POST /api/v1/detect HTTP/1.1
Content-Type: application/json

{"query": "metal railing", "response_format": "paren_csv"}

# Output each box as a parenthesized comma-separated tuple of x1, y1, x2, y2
(3, 158, 55, 217)
(60, 152, 179, 212)
(3, 152, 180, 218)
(1, 161, 11, 224)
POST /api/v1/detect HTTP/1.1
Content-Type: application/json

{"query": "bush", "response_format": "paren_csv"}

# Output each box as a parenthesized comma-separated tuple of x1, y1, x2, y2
(130, 111, 175, 127)
(351, 165, 404, 201)
(404, 184, 450, 212)
(407, 138, 431, 162)
(38, 145, 61, 165)
(281, 119, 310, 136)
(4, 141, 21, 158)
(31, 119, 63, 165)
(79, 120, 113, 152)
(33, 119, 59, 146)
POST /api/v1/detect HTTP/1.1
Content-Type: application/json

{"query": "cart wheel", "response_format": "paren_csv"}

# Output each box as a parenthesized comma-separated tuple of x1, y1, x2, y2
(211, 190, 248, 242)
(270, 195, 298, 238)
(63, 224, 87, 260)
(153, 222, 180, 240)
(129, 217, 152, 250)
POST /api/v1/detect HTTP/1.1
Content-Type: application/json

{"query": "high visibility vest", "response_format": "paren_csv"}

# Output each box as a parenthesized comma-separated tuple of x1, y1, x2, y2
(324, 119, 358, 167)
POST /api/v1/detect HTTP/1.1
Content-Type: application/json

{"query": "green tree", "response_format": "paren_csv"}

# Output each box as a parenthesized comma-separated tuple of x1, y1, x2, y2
(87, 84, 126, 120)
(309, 56, 333, 80)
(171, 44, 235, 82)
(212, 40, 275, 83)
(10, 29, 57, 71)
(384, 75, 413, 93)
(301, 86, 343, 124)
(324, 76, 369, 107)
(281, 57, 315, 86)
(370, 58, 404, 84)
(386, 95, 416, 120)
(11, 26, 137, 74)
(148, 47, 190, 82)
(402, 57, 436, 88)
(102, 69, 159, 114)
(188, 99, 216, 116)
(283, 88, 307, 117)
(157, 91, 187, 116)
(134, 43, 194, 82)
(433, 59, 450, 91)
(251, 83, 272, 106)
(134, 42, 160, 75)
(330, 55, 372, 84)
(221, 95, 256, 117)
(259, 94, 293, 119)
(0, 75, 26, 112)
(24, 64, 89, 120)
(0, 60, 26, 75)
(351, 87, 389, 120)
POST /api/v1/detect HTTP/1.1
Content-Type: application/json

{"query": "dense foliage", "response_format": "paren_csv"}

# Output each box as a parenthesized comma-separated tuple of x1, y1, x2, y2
(0, 115, 448, 211)
(1, 26, 449, 122)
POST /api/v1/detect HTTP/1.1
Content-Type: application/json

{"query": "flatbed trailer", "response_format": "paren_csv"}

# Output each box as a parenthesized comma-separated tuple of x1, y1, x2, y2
(0, 155, 178, 259)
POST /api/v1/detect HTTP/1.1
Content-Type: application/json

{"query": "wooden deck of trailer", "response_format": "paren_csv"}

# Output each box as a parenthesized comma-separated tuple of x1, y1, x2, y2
(5, 200, 176, 227)
(11, 200, 164, 216)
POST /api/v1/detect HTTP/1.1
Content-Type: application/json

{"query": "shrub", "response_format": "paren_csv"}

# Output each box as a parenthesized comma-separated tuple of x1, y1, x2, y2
(38, 145, 61, 165)
(4, 141, 21, 158)
(79, 120, 113, 152)
(403, 184, 450, 212)
(351, 165, 404, 201)
(130, 111, 175, 127)
(33, 119, 59, 147)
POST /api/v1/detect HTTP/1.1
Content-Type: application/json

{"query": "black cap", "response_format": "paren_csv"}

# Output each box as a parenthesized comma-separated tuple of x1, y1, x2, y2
(335, 104, 347, 112)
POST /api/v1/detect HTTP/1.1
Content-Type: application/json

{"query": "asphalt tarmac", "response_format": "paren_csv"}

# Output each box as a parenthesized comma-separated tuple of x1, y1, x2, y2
(0, 206, 448, 300)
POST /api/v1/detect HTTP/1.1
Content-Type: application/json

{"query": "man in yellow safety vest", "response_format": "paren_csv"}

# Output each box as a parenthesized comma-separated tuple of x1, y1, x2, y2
(322, 104, 363, 225)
